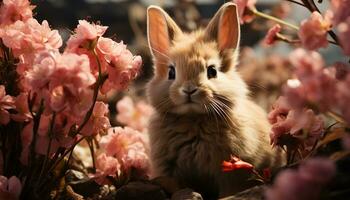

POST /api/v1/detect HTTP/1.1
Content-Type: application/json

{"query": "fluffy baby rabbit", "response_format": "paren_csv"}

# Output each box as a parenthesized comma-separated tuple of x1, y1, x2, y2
(146, 2, 284, 199)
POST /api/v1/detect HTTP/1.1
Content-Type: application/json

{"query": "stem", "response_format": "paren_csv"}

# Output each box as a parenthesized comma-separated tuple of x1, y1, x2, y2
(38, 112, 56, 185)
(87, 138, 96, 172)
(47, 136, 86, 174)
(75, 49, 104, 135)
(276, 33, 300, 44)
(29, 100, 44, 167)
(251, 9, 299, 30)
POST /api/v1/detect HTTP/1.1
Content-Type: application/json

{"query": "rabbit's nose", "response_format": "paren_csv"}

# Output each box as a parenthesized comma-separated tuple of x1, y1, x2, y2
(182, 88, 198, 95)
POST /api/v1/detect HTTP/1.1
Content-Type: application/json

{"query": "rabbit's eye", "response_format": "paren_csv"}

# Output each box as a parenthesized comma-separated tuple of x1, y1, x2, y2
(168, 65, 175, 80)
(207, 65, 217, 79)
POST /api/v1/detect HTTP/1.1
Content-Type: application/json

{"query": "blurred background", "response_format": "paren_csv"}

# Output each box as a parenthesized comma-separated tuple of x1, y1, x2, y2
(31, 0, 344, 123)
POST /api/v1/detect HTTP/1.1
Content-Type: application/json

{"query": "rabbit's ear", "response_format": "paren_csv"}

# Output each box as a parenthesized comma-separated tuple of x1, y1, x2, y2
(204, 3, 240, 51)
(147, 6, 182, 62)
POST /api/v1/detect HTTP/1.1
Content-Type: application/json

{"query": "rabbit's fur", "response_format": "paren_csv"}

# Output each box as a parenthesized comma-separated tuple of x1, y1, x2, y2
(146, 2, 284, 198)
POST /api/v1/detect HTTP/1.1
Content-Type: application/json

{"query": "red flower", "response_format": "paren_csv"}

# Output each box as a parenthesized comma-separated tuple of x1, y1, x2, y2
(222, 156, 254, 172)
(264, 24, 281, 45)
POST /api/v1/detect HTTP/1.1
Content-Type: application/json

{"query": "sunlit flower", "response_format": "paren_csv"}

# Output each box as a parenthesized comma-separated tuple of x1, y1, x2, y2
(99, 126, 150, 174)
(81, 101, 111, 136)
(0, 0, 35, 26)
(24, 50, 96, 116)
(66, 20, 107, 52)
(94, 153, 120, 185)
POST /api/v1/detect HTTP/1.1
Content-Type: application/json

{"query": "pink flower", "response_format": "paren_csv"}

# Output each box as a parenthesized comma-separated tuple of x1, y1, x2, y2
(94, 153, 120, 185)
(264, 24, 281, 45)
(269, 97, 324, 149)
(0, 176, 22, 199)
(3, 19, 62, 55)
(232, 0, 257, 24)
(298, 11, 332, 50)
(0, 19, 62, 74)
(0, 85, 15, 125)
(0, 0, 35, 26)
(116, 96, 154, 132)
(120, 143, 149, 173)
(96, 37, 126, 62)
(337, 18, 350, 55)
(331, 0, 350, 25)
(266, 158, 335, 200)
(65, 21, 141, 93)
(286, 49, 336, 111)
(24, 50, 59, 90)
(65, 20, 107, 52)
(81, 101, 111, 136)
(99, 127, 150, 174)
(24, 50, 96, 116)
(101, 54, 142, 93)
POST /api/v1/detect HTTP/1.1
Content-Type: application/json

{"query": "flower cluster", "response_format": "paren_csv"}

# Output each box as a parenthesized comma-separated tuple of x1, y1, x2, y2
(0, 0, 144, 198)
(66, 20, 142, 93)
(93, 127, 150, 185)
(268, 96, 324, 151)
(281, 48, 350, 124)
(298, 11, 332, 50)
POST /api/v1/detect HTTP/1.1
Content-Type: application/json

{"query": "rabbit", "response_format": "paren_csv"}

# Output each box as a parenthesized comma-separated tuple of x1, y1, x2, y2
(146, 2, 285, 199)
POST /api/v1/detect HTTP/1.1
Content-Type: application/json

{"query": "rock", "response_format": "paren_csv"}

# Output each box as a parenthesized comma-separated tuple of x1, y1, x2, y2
(115, 181, 168, 200)
(65, 169, 100, 197)
(171, 188, 203, 200)
(219, 186, 266, 200)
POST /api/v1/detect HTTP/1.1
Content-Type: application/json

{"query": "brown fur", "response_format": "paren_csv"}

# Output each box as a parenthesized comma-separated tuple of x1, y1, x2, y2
(146, 3, 285, 198)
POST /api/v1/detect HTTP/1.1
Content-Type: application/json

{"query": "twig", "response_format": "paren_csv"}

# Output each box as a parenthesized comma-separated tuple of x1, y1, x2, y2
(284, 0, 306, 7)
(251, 8, 299, 30)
